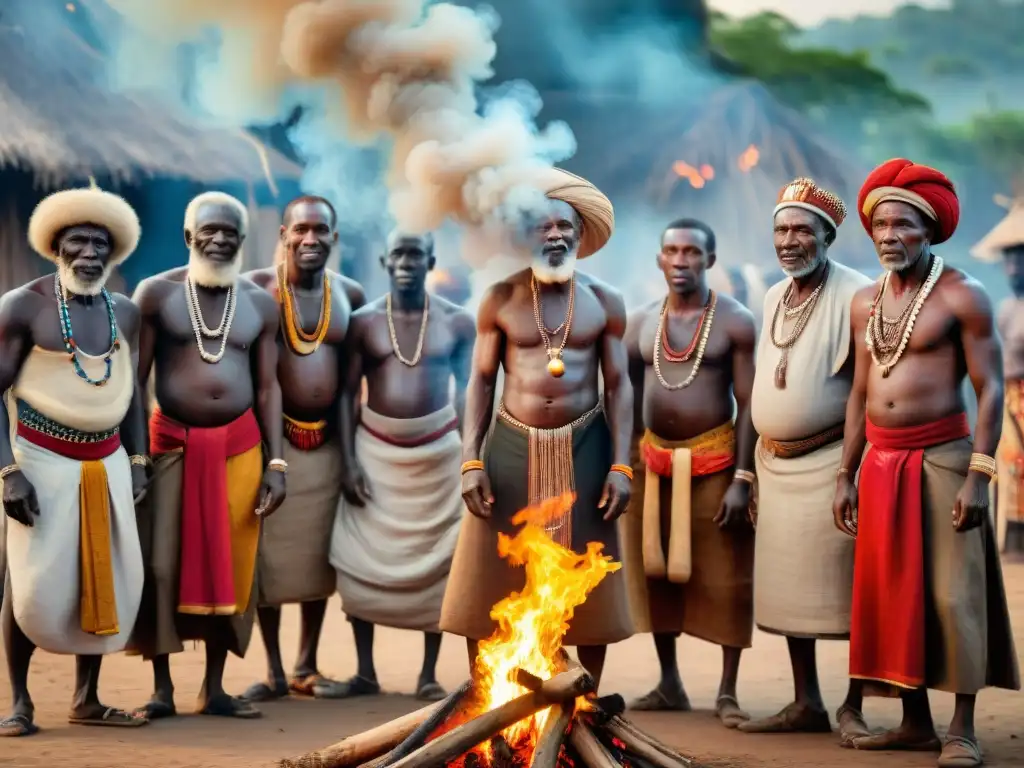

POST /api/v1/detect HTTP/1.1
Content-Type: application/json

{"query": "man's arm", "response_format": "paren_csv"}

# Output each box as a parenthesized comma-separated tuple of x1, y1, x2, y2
(624, 308, 646, 438)
(251, 288, 284, 461)
(461, 285, 506, 463)
(0, 291, 32, 468)
(338, 311, 366, 475)
(343, 278, 367, 312)
(729, 305, 758, 474)
(114, 298, 147, 458)
(596, 285, 633, 468)
(953, 278, 1003, 462)
(451, 309, 477, 431)
(838, 289, 873, 477)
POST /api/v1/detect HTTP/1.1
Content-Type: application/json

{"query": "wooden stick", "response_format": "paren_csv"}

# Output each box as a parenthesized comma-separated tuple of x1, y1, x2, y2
(386, 668, 595, 768)
(612, 716, 690, 762)
(530, 702, 574, 768)
(605, 718, 692, 768)
(277, 698, 448, 768)
(569, 721, 621, 768)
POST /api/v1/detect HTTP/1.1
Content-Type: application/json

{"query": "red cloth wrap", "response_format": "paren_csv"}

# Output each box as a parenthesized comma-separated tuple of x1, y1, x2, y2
(850, 411, 970, 689)
(149, 408, 262, 615)
(857, 158, 960, 244)
(641, 441, 735, 478)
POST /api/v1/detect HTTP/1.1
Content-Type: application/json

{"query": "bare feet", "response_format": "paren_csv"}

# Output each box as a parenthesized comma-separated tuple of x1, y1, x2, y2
(851, 724, 941, 752)
(938, 735, 983, 767)
(738, 701, 832, 734)
(68, 704, 148, 728)
(715, 695, 750, 729)
(629, 682, 692, 712)
(836, 704, 871, 747)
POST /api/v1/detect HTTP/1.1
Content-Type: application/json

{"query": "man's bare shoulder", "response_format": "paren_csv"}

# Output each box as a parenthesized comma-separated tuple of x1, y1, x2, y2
(715, 292, 756, 338)
(628, 297, 663, 325)
(243, 266, 276, 288)
(850, 281, 877, 321)
(0, 282, 47, 325)
(330, 271, 366, 306)
(577, 272, 625, 314)
(111, 292, 140, 320)
(351, 295, 388, 323)
(429, 293, 475, 334)
(239, 276, 279, 317)
(132, 269, 186, 312)
(937, 265, 994, 317)
(478, 272, 523, 309)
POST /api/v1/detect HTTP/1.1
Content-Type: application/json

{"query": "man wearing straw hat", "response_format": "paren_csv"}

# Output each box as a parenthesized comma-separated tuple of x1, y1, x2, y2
(974, 196, 1024, 556)
(1, 183, 149, 736)
(620, 217, 757, 728)
(440, 168, 634, 686)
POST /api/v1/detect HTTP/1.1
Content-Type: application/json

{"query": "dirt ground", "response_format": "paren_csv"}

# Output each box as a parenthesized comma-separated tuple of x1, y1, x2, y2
(2, 563, 1022, 768)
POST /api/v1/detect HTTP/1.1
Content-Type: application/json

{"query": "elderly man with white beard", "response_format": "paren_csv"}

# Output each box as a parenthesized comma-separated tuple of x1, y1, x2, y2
(440, 168, 634, 689)
(738, 179, 873, 743)
(127, 191, 287, 721)
(0, 185, 149, 736)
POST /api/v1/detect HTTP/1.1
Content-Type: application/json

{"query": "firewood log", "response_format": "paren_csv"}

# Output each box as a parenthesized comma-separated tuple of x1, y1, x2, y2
(569, 722, 621, 768)
(530, 701, 574, 768)
(604, 718, 692, 768)
(611, 716, 691, 763)
(276, 697, 450, 768)
(385, 668, 595, 768)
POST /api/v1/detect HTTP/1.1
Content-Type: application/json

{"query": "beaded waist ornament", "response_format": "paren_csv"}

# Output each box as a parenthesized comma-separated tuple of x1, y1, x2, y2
(17, 401, 119, 444)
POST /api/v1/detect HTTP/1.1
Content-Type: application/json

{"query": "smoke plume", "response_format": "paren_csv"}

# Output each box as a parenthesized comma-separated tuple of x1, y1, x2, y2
(106, 0, 576, 250)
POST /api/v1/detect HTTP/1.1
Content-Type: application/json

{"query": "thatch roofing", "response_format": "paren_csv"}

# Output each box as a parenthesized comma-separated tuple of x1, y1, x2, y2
(0, 1, 301, 187)
(972, 196, 1024, 262)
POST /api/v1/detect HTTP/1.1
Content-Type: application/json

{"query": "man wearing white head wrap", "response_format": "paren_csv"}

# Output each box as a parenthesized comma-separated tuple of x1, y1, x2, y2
(440, 169, 634, 688)
(1, 184, 148, 736)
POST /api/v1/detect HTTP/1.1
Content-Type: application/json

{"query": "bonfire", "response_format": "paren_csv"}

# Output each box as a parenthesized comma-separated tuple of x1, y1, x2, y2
(280, 494, 695, 768)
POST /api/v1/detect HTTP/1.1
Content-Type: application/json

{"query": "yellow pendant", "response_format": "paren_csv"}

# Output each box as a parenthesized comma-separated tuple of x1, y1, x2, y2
(547, 356, 565, 378)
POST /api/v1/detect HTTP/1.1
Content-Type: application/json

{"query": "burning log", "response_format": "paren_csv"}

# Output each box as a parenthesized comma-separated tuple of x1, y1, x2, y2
(385, 668, 594, 768)
(569, 722, 620, 768)
(605, 717, 693, 768)
(529, 701, 574, 768)
(276, 697, 450, 768)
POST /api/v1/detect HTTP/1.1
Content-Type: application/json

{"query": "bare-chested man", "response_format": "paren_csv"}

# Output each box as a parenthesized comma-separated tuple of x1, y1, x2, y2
(741, 179, 872, 742)
(441, 169, 634, 686)
(129, 191, 287, 720)
(622, 219, 756, 728)
(239, 196, 366, 701)
(978, 201, 1024, 556)
(1, 186, 149, 736)
(329, 230, 474, 700)
(835, 159, 1019, 766)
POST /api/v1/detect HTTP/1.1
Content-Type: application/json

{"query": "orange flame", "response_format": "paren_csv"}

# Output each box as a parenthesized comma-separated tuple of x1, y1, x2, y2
(470, 493, 621, 759)
(672, 161, 714, 189)
(738, 144, 760, 172)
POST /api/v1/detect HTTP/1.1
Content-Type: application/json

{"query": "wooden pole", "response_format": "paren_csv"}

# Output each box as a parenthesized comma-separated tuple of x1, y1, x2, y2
(276, 698, 448, 768)
(612, 716, 691, 762)
(529, 702, 574, 768)
(386, 668, 595, 768)
(569, 722, 621, 768)
(604, 718, 692, 768)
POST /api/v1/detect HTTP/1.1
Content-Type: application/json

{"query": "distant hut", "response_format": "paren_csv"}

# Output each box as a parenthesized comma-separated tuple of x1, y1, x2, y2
(0, 0, 302, 293)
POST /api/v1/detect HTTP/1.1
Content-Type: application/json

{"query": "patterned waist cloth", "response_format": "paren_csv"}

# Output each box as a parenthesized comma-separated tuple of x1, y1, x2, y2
(760, 422, 844, 460)
(284, 414, 328, 451)
(16, 401, 121, 459)
(641, 422, 736, 478)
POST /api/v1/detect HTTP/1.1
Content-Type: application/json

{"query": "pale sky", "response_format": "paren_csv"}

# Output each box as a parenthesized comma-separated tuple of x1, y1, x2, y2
(709, 0, 949, 26)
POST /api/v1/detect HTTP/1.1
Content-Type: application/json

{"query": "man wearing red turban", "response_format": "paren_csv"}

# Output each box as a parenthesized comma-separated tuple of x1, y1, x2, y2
(832, 159, 1019, 766)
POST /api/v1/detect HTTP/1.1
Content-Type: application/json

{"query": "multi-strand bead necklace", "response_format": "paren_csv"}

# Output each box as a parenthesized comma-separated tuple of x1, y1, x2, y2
(54, 273, 119, 386)
(278, 261, 331, 355)
(185, 276, 237, 364)
(652, 289, 717, 391)
(768, 261, 830, 389)
(866, 255, 943, 377)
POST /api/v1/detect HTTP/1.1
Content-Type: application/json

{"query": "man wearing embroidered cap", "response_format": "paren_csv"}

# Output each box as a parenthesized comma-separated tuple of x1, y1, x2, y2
(0, 184, 149, 736)
(441, 168, 634, 685)
(834, 158, 1019, 765)
(741, 178, 873, 741)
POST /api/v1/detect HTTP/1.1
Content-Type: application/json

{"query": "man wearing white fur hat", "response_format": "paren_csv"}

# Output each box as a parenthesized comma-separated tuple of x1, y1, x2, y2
(128, 191, 286, 720)
(0, 184, 149, 736)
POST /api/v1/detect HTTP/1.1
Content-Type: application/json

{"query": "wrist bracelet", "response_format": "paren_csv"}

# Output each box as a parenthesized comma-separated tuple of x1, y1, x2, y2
(461, 460, 484, 475)
(968, 453, 996, 479)
(129, 455, 152, 468)
(610, 463, 634, 481)
(0, 463, 20, 480)
(734, 469, 756, 485)
(267, 458, 288, 473)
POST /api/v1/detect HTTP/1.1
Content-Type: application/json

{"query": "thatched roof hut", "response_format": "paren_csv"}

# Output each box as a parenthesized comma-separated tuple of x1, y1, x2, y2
(606, 82, 872, 269)
(0, 0, 302, 292)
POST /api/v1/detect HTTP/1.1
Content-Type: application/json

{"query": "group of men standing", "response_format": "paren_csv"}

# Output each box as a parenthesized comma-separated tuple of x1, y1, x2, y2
(0, 158, 1020, 768)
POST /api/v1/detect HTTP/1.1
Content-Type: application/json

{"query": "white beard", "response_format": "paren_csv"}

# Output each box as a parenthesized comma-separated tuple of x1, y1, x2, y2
(782, 255, 823, 279)
(188, 246, 243, 287)
(58, 261, 111, 297)
(882, 257, 914, 273)
(531, 253, 577, 284)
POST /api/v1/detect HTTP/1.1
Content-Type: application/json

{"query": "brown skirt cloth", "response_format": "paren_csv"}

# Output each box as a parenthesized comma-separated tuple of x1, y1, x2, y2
(621, 445, 754, 647)
(127, 451, 257, 660)
(439, 409, 634, 646)
(257, 439, 341, 606)
(908, 437, 1019, 693)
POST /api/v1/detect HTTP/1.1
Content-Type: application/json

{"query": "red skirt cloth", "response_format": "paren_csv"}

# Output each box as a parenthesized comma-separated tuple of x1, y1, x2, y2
(850, 412, 970, 689)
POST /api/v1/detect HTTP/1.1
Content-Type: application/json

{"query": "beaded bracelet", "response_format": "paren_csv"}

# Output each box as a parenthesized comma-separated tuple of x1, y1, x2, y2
(129, 455, 152, 468)
(610, 463, 634, 481)
(461, 460, 485, 475)
(734, 469, 756, 485)
(0, 463, 20, 480)
(968, 453, 996, 479)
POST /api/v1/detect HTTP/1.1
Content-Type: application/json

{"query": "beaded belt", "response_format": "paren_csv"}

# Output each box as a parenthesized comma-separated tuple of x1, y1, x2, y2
(283, 414, 327, 451)
(760, 423, 844, 460)
(496, 401, 602, 433)
(17, 402, 119, 443)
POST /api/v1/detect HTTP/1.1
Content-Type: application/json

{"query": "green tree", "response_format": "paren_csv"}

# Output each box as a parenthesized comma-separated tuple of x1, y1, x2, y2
(709, 11, 930, 117)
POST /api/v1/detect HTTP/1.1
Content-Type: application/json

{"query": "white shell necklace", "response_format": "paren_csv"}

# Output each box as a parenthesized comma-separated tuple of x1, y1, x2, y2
(186, 277, 237, 364)
(865, 255, 943, 377)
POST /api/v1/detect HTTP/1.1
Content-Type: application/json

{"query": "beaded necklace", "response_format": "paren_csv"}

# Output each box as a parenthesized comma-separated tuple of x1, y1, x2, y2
(278, 262, 332, 356)
(653, 290, 717, 391)
(386, 292, 430, 367)
(865, 255, 943, 377)
(53, 274, 120, 387)
(531, 274, 576, 378)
